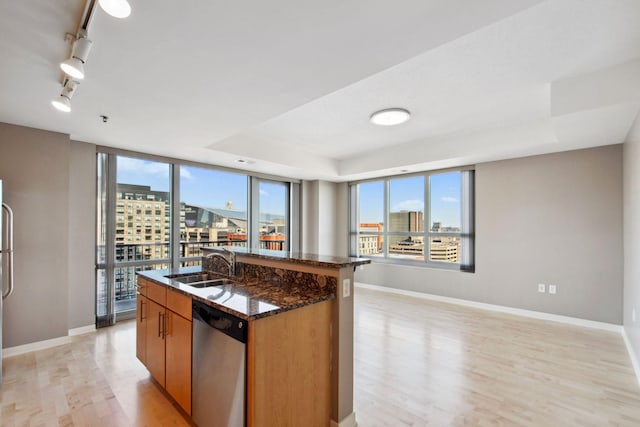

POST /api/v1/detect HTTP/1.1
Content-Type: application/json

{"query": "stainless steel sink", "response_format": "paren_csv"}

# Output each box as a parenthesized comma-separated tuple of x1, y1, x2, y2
(187, 278, 236, 288)
(166, 272, 221, 284)
(166, 273, 237, 288)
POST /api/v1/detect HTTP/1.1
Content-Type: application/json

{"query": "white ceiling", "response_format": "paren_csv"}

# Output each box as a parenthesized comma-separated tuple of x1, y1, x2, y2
(1, 0, 639, 181)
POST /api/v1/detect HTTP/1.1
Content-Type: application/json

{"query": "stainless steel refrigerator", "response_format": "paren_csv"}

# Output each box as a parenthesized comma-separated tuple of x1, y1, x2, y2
(1, 179, 15, 384)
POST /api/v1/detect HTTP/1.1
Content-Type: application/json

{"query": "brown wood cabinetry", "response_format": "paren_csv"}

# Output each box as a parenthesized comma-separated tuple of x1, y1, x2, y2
(136, 277, 192, 415)
(165, 310, 192, 413)
(136, 276, 332, 425)
(135, 293, 147, 365)
(247, 299, 332, 427)
(145, 298, 166, 386)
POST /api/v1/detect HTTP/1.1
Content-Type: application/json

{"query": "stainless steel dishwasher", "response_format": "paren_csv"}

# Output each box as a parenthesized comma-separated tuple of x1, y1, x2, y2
(192, 300, 247, 427)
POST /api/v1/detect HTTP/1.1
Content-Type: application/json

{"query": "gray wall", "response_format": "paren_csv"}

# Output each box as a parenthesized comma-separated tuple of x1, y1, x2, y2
(301, 180, 319, 253)
(624, 141, 640, 358)
(0, 123, 95, 348)
(68, 140, 96, 329)
(356, 145, 623, 324)
(302, 180, 347, 256)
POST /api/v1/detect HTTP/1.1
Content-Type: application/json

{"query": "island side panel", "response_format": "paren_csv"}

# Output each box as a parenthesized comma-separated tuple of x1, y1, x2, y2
(235, 253, 356, 426)
(334, 266, 355, 425)
(247, 299, 332, 427)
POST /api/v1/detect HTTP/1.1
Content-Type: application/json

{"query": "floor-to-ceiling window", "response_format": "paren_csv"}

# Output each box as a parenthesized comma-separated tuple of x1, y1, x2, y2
(96, 151, 299, 326)
(255, 180, 289, 251)
(179, 166, 248, 265)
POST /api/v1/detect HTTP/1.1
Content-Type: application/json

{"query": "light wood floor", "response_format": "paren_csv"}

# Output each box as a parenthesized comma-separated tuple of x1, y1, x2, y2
(2, 287, 640, 426)
(354, 287, 640, 426)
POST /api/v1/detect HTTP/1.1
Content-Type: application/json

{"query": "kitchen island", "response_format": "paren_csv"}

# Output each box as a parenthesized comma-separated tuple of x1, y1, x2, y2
(136, 247, 369, 427)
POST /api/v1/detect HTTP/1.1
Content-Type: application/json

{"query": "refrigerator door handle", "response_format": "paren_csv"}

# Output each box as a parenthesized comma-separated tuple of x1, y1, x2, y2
(2, 202, 14, 300)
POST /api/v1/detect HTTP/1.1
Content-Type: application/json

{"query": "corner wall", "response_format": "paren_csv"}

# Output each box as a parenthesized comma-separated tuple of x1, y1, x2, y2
(0, 123, 96, 348)
(68, 140, 96, 329)
(356, 145, 623, 324)
(302, 180, 346, 256)
(624, 140, 640, 362)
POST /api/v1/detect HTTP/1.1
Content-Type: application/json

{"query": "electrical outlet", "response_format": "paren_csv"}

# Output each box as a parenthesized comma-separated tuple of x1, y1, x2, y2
(538, 283, 546, 293)
(548, 285, 557, 294)
(343, 278, 351, 298)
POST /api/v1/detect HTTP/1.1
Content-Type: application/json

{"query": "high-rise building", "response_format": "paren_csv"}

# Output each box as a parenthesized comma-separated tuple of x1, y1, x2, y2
(390, 210, 424, 233)
(359, 223, 383, 254)
(115, 184, 171, 262)
(429, 236, 460, 262)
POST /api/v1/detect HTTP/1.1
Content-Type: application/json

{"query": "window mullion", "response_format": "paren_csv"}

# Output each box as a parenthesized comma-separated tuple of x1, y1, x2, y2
(170, 163, 180, 269)
(425, 174, 431, 263)
(383, 179, 389, 258)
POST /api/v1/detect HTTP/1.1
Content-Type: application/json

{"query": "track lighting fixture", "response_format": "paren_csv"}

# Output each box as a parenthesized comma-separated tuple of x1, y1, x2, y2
(59, 30, 92, 80)
(98, 0, 131, 18)
(51, 80, 78, 113)
(52, 0, 131, 112)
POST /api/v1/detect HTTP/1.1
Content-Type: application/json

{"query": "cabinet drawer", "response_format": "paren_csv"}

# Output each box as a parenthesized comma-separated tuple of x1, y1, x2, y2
(167, 289, 192, 320)
(137, 277, 149, 296)
(146, 281, 167, 305)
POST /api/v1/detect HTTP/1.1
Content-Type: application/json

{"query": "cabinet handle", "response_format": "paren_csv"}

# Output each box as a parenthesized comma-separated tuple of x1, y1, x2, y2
(164, 313, 172, 337)
(158, 312, 162, 337)
(161, 313, 167, 339)
(139, 300, 145, 322)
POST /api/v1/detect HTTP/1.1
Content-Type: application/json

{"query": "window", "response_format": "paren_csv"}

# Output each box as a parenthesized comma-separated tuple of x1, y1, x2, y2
(350, 169, 474, 271)
(357, 181, 384, 258)
(96, 152, 299, 327)
(255, 180, 289, 251)
(179, 165, 248, 265)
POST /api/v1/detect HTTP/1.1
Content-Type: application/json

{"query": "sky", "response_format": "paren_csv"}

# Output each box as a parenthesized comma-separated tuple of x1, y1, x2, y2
(116, 156, 285, 213)
(116, 156, 459, 224)
(359, 172, 461, 228)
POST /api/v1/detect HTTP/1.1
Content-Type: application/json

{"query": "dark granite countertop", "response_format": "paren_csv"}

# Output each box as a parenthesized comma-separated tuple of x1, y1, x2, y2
(137, 267, 335, 321)
(202, 246, 371, 268)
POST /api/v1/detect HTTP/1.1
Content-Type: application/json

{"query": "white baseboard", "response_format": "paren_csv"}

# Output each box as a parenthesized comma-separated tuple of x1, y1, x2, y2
(355, 283, 622, 332)
(3, 324, 97, 358)
(622, 327, 640, 387)
(3, 336, 71, 358)
(330, 412, 357, 427)
(69, 324, 96, 336)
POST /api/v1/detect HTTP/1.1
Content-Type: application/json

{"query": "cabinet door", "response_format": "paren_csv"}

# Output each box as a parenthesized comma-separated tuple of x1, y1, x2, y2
(146, 299, 166, 386)
(136, 294, 148, 365)
(165, 310, 192, 415)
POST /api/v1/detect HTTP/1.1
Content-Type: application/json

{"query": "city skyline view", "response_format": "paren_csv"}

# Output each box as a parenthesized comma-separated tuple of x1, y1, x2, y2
(118, 156, 459, 227)
(359, 171, 462, 229)
(117, 156, 286, 215)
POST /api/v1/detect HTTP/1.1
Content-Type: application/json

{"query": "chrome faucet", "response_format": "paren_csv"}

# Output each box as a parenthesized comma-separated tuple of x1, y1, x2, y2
(205, 248, 236, 277)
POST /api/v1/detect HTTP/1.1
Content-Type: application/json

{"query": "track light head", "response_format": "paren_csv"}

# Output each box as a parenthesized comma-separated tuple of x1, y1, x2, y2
(60, 57, 85, 80)
(59, 32, 92, 80)
(99, 0, 131, 18)
(51, 94, 71, 112)
(51, 80, 78, 113)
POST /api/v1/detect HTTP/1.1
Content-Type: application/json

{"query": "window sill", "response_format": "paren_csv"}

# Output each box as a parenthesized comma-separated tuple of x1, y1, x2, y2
(360, 256, 474, 273)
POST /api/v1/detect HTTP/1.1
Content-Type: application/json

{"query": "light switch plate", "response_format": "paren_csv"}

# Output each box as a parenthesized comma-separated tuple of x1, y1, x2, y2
(538, 283, 546, 293)
(343, 278, 351, 298)
(548, 285, 557, 294)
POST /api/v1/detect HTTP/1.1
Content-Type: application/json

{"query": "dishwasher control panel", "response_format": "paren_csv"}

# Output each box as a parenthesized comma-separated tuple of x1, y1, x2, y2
(192, 301, 247, 343)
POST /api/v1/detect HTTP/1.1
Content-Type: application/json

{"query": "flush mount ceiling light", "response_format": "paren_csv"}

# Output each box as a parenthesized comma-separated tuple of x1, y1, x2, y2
(59, 30, 92, 80)
(370, 108, 411, 126)
(99, 0, 131, 18)
(51, 80, 78, 113)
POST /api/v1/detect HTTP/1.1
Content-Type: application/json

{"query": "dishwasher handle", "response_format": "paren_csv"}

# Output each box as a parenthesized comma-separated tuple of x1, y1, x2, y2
(193, 301, 247, 343)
